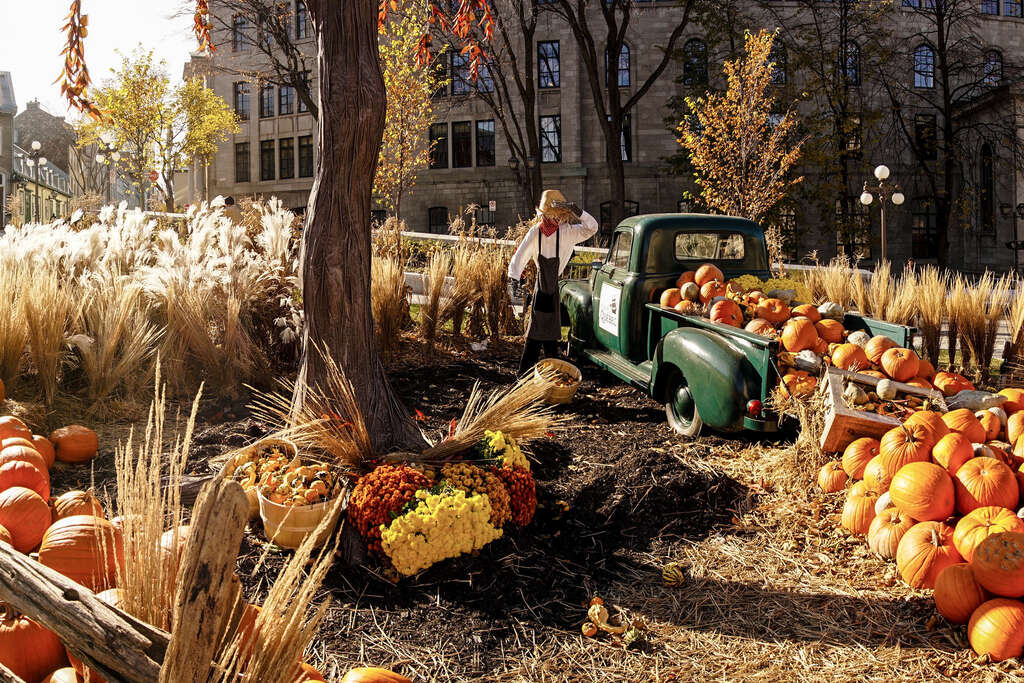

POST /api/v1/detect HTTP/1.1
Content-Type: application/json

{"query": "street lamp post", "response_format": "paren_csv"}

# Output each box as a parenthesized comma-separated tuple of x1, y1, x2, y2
(859, 164, 905, 261)
(24, 140, 47, 222)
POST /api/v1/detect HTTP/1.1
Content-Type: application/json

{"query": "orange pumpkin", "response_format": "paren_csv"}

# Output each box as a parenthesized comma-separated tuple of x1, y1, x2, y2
(895, 520, 962, 589)
(842, 437, 879, 479)
(905, 377, 934, 390)
(831, 343, 870, 371)
(972, 531, 1024, 598)
(299, 662, 327, 682)
(38, 515, 124, 592)
(953, 506, 1024, 562)
(674, 300, 701, 315)
(709, 299, 743, 328)
(998, 387, 1024, 414)
(0, 417, 31, 442)
(867, 507, 916, 560)
(841, 481, 879, 535)
(817, 461, 847, 493)
(931, 432, 974, 476)
(744, 318, 776, 337)
(1, 437, 36, 452)
(49, 425, 99, 464)
(780, 318, 818, 352)
(744, 290, 767, 305)
(879, 423, 935, 475)
(0, 605, 69, 683)
(0, 522, 10, 546)
(916, 358, 936, 380)
(968, 598, 1024, 661)
(51, 490, 105, 522)
(934, 563, 988, 624)
(676, 271, 696, 287)
(0, 486, 51, 552)
(814, 319, 844, 344)
(978, 411, 1002, 442)
(863, 455, 895, 492)
(903, 410, 950, 444)
(694, 263, 724, 287)
(782, 370, 817, 397)
(790, 304, 821, 323)
(953, 457, 1018, 515)
(880, 347, 920, 382)
(942, 409, 987, 444)
(933, 371, 974, 397)
(0, 459, 49, 501)
(1008, 412, 1024, 445)
(889, 461, 954, 522)
(755, 298, 790, 324)
(0, 445, 48, 474)
(699, 281, 727, 304)
(659, 288, 682, 309)
(860, 369, 888, 379)
(341, 668, 413, 683)
(865, 335, 898, 364)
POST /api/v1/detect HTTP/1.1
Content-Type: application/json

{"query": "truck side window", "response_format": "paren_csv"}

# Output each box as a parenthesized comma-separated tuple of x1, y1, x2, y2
(609, 231, 632, 269)
(675, 232, 745, 261)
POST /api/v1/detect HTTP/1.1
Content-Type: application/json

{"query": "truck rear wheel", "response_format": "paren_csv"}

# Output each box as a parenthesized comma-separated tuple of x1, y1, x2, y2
(664, 370, 704, 437)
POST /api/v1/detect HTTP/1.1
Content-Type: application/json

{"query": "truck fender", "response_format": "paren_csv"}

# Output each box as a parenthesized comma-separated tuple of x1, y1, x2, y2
(559, 280, 593, 345)
(651, 327, 763, 432)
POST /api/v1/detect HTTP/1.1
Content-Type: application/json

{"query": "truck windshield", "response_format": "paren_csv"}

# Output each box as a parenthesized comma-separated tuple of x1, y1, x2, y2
(674, 232, 744, 260)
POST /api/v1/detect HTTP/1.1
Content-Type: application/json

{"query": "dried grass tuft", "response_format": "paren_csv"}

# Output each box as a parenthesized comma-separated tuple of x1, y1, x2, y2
(0, 262, 28, 389)
(884, 265, 918, 327)
(371, 255, 409, 363)
(23, 268, 75, 405)
(866, 261, 894, 320)
(915, 266, 947, 363)
(418, 250, 451, 348)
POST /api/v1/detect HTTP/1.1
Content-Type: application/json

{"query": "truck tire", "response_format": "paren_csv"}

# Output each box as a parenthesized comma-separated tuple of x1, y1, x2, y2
(663, 369, 704, 437)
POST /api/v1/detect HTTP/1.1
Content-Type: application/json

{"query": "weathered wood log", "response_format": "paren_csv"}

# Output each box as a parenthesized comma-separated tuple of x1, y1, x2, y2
(159, 478, 249, 683)
(0, 545, 169, 682)
(0, 660, 27, 683)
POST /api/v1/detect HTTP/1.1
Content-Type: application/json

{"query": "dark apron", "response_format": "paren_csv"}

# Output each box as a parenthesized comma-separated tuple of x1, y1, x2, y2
(526, 227, 561, 341)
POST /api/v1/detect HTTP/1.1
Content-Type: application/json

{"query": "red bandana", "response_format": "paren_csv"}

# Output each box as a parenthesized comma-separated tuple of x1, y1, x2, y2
(540, 216, 559, 237)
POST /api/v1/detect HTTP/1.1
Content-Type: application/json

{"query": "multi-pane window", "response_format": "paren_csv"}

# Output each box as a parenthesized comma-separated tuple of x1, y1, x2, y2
(844, 115, 862, 153)
(234, 142, 250, 183)
(682, 38, 707, 86)
(911, 198, 937, 259)
(233, 83, 250, 121)
(452, 121, 472, 168)
(840, 41, 860, 86)
(478, 60, 494, 93)
(451, 53, 471, 95)
(770, 42, 787, 85)
(915, 114, 937, 160)
(298, 71, 312, 112)
(432, 52, 449, 97)
(608, 115, 632, 162)
(902, 0, 937, 7)
(538, 41, 560, 88)
(984, 50, 1003, 87)
(835, 197, 871, 259)
(539, 114, 561, 163)
(775, 208, 799, 262)
(982, 0, 1000, 13)
(429, 123, 448, 169)
(232, 15, 250, 52)
(279, 138, 295, 179)
(914, 44, 935, 88)
(428, 207, 448, 234)
(279, 85, 295, 115)
(980, 143, 994, 233)
(260, 85, 275, 118)
(260, 140, 275, 181)
(606, 44, 630, 87)
(298, 135, 314, 177)
(296, 1, 310, 38)
(1007, 0, 1023, 17)
(476, 120, 495, 167)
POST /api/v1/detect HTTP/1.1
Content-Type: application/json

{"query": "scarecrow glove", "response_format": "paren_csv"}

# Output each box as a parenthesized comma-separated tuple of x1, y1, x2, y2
(565, 202, 582, 218)
(507, 277, 522, 300)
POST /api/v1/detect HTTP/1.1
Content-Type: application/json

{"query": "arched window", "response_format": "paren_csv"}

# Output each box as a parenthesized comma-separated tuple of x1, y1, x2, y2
(914, 44, 935, 88)
(984, 50, 1003, 87)
(770, 41, 787, 85)
(980, 144, 994, 232)
(682, 38, 708, 86)
(840, 41, 860, 86)
(606, 44, 630, 87)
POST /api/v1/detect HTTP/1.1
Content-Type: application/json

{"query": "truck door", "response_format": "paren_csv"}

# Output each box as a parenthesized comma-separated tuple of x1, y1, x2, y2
(592, 227, 633, 355)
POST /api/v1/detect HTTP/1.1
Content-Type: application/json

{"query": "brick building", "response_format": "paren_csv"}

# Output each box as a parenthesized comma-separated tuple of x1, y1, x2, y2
(13, 100, 75, 176)
(188, 1, 1024, 271)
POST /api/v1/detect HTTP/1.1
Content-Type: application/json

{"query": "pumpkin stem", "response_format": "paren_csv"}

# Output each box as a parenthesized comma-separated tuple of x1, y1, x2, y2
(930, 527, 940, 546)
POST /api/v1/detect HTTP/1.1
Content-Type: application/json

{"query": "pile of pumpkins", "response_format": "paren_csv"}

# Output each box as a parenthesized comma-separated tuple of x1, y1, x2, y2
(818, 391, 1024, 661)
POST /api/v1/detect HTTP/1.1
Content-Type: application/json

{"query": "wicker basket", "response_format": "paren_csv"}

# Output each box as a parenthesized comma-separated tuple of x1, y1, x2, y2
(257, 489, 342, 550)
(219, 437, 298, 520)
(533, 358, 582, 404)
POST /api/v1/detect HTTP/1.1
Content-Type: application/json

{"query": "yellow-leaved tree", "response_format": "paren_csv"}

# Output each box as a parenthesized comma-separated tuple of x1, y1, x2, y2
(79, 49, 237, 210)
(373, 0, 442, 219)
(677, 30, 806, 223)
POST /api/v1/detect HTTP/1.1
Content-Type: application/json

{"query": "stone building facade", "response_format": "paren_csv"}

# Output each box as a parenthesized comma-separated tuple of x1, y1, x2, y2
(190, 1, 1024, 272)
(13, 100, 75, 176)
(0, 72, 15, 225)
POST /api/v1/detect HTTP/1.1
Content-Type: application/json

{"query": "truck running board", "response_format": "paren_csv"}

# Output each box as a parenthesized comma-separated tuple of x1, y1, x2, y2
(584, 349, 652, 391)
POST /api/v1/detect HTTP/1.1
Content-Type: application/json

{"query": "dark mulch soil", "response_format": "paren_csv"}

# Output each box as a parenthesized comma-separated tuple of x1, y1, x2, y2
(46, 343, 760, 681)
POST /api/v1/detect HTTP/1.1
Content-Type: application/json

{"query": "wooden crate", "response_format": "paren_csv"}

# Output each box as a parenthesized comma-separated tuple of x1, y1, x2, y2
(820, 367, 947, 453)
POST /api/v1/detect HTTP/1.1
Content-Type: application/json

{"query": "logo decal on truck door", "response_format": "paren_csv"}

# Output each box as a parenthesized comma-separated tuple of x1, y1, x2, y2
(598, 284, 621, 335)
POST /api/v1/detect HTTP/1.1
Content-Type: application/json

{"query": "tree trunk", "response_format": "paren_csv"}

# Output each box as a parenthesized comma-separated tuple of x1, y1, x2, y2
(296, 1, 424, 453)
(605, 136, 626, 237)
(163, 174, 175, 213)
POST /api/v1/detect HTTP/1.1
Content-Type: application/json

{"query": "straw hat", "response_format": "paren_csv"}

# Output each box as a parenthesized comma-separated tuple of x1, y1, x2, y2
(536, 189, 574, 222)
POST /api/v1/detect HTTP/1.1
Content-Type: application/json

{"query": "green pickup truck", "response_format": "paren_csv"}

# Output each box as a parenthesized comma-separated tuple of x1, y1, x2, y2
(559, 214, 914, 437)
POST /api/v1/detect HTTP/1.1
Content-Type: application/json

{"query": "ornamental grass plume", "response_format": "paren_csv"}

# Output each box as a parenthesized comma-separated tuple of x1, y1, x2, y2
(867, 260, 895, 321)
(418, 249, 451, 348)
(0, 262, 29, 389)
(371, 254, 409, 363)
(23, 268, 76, 405)
(914, 266, 947, 362)
(885, 264, 918, 327)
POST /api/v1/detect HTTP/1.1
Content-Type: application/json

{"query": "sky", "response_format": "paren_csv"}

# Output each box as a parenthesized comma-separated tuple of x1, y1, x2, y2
(0, 0, 197, 121)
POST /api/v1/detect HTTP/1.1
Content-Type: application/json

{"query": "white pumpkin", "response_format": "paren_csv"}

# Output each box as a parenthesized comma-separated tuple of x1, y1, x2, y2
(680, 282, 700, 302)
(876, 379, 898, 400)
(817, 302, 845, 321)
(874, 491, 893, 516)
(847, 330, 871, 347)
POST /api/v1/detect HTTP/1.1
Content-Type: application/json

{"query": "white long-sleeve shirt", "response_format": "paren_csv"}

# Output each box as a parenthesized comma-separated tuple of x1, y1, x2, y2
(507, 211, 599, 280)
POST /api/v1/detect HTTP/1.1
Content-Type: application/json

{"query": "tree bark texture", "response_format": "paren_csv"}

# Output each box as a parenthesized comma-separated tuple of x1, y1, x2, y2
(295, 1, 424, 453)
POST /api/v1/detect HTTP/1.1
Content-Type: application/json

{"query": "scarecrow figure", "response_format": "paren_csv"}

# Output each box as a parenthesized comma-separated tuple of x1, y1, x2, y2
(507, 190, 598, 374)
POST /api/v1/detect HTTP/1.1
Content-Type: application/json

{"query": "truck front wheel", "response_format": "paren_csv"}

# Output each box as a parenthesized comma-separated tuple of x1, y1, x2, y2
(664, 370, 704, 437)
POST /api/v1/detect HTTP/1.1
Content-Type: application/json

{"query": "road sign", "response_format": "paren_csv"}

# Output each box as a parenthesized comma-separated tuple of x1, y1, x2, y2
(488, 200, 496, 212)
(148, 170, 159, 183)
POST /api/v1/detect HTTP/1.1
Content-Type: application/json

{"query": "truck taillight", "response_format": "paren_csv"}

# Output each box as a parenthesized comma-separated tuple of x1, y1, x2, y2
(746, 400, 763, 418)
